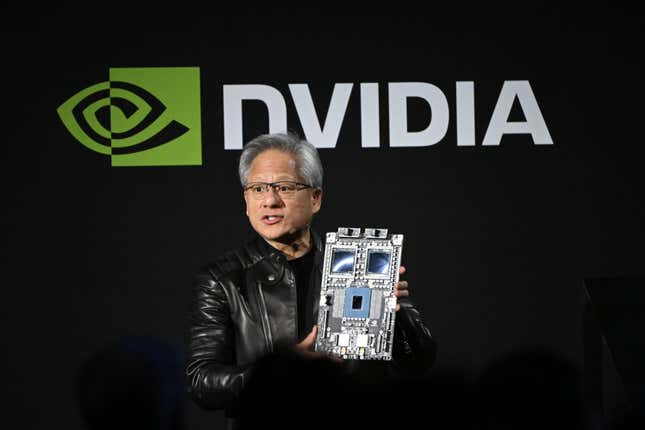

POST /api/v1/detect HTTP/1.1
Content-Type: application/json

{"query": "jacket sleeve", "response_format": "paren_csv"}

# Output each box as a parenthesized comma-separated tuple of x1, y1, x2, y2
(185, 269, 253, 415)
(391, 297, 438, 376)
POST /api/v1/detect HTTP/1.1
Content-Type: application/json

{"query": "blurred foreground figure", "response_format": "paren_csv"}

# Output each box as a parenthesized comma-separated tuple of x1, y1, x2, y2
(77, 337, 185, 430)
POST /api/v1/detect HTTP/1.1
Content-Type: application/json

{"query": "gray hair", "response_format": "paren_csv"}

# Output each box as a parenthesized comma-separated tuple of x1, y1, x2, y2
(238, 132, 324, 189)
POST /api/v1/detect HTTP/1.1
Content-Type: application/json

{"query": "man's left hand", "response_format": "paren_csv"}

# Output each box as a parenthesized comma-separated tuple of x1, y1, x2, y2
(394, 265, 410, 312)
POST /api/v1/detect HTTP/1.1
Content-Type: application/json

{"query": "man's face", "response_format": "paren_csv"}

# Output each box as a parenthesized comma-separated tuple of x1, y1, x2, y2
(243, 149, 322, 244)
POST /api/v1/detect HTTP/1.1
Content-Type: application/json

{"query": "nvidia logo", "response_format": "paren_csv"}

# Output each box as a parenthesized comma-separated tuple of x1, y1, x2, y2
(57, 67, 202, 166)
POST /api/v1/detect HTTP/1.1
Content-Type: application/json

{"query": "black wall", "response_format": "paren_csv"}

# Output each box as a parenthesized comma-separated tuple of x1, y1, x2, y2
(3, 6, 643, 429)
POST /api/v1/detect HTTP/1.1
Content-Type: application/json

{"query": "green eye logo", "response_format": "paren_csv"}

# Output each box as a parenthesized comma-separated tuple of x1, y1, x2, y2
(57, 67, 202, 166)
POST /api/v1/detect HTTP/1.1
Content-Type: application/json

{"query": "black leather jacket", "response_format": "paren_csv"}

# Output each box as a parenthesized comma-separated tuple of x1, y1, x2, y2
(186, 231, 437, 417)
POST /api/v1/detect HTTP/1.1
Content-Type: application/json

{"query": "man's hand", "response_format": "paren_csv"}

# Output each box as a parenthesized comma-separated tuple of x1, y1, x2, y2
(394, 265, 410, 312)
(294, 325, 342, 362)
(295, 325, 318, 358)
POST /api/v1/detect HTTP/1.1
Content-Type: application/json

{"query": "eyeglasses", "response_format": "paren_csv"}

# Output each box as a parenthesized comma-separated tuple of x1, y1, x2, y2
(243, 181, 313, 199)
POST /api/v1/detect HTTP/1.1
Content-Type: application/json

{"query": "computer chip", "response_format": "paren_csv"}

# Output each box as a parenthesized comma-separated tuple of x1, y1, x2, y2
(314, 227, 403, 360)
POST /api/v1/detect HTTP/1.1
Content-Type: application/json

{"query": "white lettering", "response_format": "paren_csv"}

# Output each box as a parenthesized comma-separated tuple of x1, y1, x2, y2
(223, 80, 553, 149)
(223, 84, 287, 150)
(456, 81, 476, 147)
(482, 81, 553, 146)
(388, 82, 449, 147)
(360, 83, 380, 148)
(289, 83, 353, 148)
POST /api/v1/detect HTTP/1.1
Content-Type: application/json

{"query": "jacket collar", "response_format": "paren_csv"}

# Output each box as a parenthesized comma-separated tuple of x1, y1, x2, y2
(248, 228, 323, 286)
(251, 228, 323, 258)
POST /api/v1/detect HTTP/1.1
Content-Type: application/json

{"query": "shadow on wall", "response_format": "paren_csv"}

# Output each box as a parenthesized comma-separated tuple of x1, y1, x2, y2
(75, 337, 186, 430)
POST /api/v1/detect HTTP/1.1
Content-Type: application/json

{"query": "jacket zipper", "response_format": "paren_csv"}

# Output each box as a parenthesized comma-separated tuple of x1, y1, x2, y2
(256, 282, 274, 353)
(287, 269, 298, 342)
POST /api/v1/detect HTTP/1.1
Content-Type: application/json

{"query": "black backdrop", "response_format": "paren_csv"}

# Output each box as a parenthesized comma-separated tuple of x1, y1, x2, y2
(3, 6, 643, 429)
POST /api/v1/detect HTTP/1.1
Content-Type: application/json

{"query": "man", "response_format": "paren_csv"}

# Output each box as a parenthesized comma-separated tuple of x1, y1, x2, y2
(186, 132, 436, 428)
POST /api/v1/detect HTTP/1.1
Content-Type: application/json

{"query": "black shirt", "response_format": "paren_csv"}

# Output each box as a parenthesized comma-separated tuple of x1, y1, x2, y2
(288, 249, 315, 342)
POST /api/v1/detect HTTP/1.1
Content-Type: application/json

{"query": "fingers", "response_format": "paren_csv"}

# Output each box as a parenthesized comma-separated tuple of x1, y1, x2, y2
(394, 280, 409, 299)
(394, 290, 410, 298)
(295, 325, 318, 353)
(394, 267, 409, 308)
(395, 280, 408, 290)
(396, 264, 409, 300)
(302, 325, 317, 347)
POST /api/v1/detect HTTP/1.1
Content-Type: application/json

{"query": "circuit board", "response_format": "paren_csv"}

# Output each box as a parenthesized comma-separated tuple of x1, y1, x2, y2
(314, 227, 403, 360)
